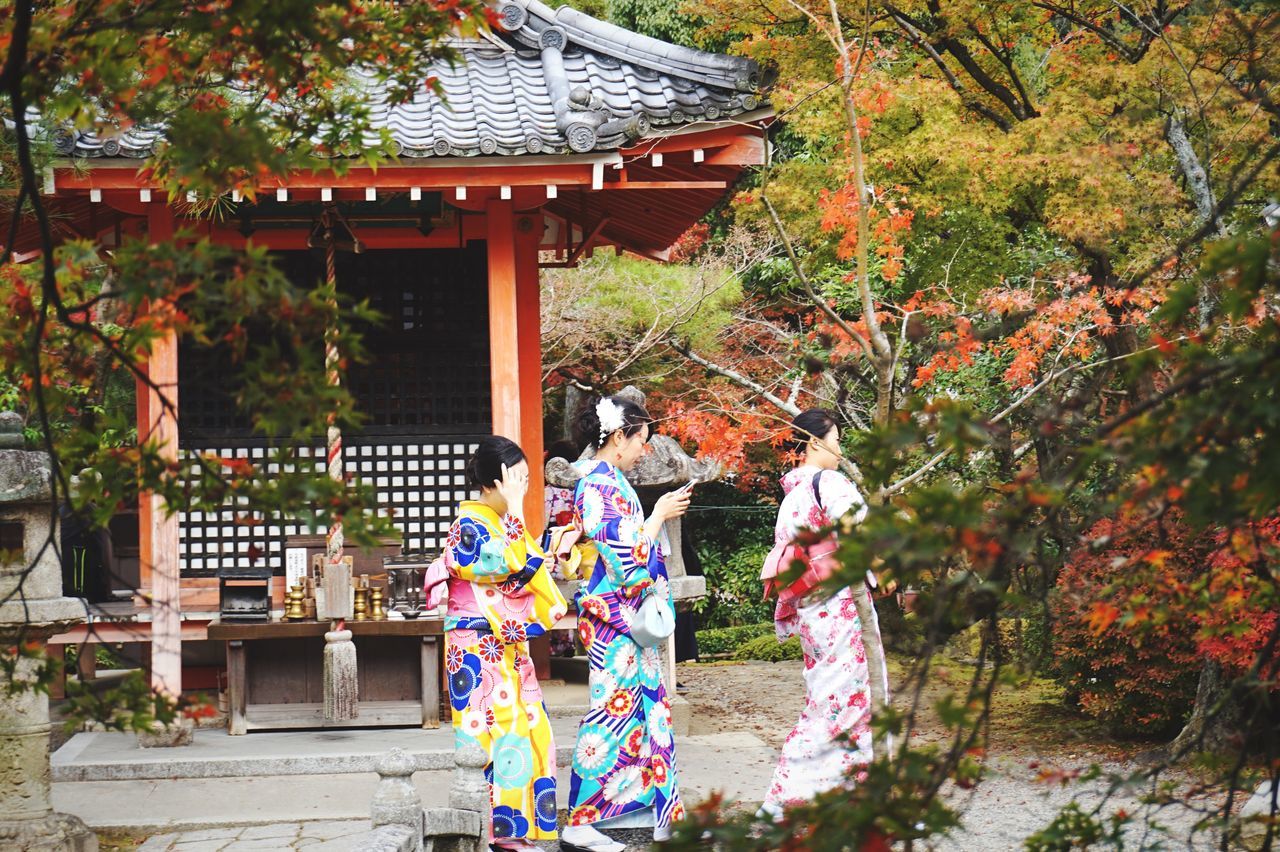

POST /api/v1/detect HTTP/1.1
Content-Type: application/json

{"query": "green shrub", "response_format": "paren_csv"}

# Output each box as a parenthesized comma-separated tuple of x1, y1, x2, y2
(1019, 607, 1054, 671)
(695, 622, 774, 656)
(733, 633, 803, 662)
(685, 483, 777, 629)
(64, 643, 125, 671)
(695, 541, 775, 628)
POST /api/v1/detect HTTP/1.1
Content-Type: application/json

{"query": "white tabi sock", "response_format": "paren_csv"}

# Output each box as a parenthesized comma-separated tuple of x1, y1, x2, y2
(561, 823, 626, 852)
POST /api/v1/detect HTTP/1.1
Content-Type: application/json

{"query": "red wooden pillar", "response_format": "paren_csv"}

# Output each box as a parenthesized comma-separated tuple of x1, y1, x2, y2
(142, 202, 182, 697)
(514, 212, 554, 680)
(486, 200, 522, 446)
(514, 213, 544, 533)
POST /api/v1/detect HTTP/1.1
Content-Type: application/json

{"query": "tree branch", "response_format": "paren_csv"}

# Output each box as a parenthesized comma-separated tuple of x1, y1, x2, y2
(884, 5, 1013, 131)
(669, 340, 801, 416)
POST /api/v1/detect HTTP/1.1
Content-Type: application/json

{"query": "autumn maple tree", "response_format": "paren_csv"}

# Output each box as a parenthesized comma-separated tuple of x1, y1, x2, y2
(533, 0, 1280, 847)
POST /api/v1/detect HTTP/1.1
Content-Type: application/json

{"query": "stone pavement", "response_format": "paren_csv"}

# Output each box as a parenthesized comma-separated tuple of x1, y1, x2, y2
(122, 754, 1231, 852)
(136, 821, 369, 851)
(135, 824, 662, 852)
(57, 730, 774, 852)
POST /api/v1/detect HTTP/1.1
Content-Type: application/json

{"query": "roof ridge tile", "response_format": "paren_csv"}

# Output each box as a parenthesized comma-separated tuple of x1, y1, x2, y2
(50, 0, 766, 160)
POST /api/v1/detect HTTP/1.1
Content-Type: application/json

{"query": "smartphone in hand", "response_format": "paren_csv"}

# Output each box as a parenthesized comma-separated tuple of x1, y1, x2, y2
(679, 478, 699, 493)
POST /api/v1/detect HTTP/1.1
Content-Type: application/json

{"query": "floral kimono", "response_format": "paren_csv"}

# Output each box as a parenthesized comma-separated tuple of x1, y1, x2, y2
(566, 461, 684, 830)
(545, 481, 576, 531)
(762, 466, 889, 816)
(543, 479, 580, 656)
(443, 501, 568, 844)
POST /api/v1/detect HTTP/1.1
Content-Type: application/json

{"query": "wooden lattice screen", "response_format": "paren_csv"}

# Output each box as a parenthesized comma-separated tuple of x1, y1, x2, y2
(177, 245, 491, 576)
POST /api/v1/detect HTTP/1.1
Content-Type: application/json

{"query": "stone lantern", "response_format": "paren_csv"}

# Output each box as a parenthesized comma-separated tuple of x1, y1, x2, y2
(0, 412, 97, 851)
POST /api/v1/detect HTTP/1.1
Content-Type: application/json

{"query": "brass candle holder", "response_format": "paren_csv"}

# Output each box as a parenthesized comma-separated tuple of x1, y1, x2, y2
(284, 582, 307, 621)
(353, 586, 370, 621)
(370, 587, 386, 621)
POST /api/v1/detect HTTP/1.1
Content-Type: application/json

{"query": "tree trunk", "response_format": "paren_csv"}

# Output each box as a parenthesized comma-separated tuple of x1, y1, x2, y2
(1166, 113, 1224, 327)
(1160, 659, 1245, 761)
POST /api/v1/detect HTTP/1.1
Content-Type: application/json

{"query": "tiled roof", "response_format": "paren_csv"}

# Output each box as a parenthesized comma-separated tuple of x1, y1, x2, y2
(50, 0, 764, 160)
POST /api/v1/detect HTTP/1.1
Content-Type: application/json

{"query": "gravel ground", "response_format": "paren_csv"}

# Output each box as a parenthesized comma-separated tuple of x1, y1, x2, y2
(677, 659, 1231, 851)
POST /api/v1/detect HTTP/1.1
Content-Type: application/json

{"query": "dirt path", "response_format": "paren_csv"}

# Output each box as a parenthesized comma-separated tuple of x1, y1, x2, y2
(680, 660, 805, 748)
(679, 655, 1139, 757)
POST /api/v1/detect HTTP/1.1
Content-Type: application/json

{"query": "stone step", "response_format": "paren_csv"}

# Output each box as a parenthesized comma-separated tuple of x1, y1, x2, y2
(52, 722, 579, 783)
(52, 732, 776, 833)
(52, 677, 691, 785)
(53, 773, 445, 833)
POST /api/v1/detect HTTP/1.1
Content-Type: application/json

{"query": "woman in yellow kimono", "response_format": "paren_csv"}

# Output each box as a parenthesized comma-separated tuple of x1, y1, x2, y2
(443, 436, 568, 852)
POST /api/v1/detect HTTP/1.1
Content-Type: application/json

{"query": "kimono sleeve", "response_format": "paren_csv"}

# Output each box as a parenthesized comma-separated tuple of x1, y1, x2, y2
(576, 473, 656, 597)
(818, 470, 868, 525)
(817, 471, 878, 588)
(517, 534, 569, 638)
(446, 516, 565, 641)
(445, 515, 534, 585)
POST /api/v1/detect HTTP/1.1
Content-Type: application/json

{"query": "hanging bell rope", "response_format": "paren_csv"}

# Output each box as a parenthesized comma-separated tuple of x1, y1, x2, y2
(314, 202, 361, 721)
(323, 206, 345, 568)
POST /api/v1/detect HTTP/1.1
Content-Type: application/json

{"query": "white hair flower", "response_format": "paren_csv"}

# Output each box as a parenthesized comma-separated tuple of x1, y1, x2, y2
(595, 397, 625, 446)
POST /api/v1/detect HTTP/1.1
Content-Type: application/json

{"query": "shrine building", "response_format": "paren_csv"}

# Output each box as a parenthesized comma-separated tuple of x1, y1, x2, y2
(14, 0, 767, 707)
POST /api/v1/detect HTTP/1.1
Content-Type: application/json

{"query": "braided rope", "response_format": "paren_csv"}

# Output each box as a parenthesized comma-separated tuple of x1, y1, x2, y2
(323, 210, 344, 566)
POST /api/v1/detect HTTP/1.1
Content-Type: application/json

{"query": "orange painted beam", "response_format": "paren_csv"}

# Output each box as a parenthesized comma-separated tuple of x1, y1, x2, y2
(514, 213, 544, 533)
(429, 186, 552, 214)
(600, 180, 728, 191)
(486, 200, 522, 445)
(54, 162, 606, 191)
(703, 135, 766, 167)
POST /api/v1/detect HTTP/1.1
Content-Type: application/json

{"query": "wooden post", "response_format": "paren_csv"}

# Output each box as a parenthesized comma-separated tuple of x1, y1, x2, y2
(420, 636, 441, 729)
(135, 370, 152, 594)
(486, 200, 522, 445)
(514, 213, 544, 532)
(77, 641, 97, 682)
(226, 640, 247, 736)
(145, 202, 182, 697)
(48, 645, 66, 700)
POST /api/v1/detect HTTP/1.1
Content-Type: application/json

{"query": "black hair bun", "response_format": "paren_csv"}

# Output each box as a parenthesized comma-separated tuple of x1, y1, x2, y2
(466, 436, 527, 489)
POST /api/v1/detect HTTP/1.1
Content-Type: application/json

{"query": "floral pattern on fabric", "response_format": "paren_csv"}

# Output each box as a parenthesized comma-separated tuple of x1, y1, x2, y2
(444, 501, 569, 843)
(773, 466, 867, 549)
(545, 483, 576, 531)
(763, 467, 889, 817)
(566, 461, 682, 828)
(544, 476, 584, 655)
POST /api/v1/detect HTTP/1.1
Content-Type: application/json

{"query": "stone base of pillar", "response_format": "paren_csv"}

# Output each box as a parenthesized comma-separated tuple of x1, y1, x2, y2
(0, 812, 98, 852)
(136, 717, 194, 748)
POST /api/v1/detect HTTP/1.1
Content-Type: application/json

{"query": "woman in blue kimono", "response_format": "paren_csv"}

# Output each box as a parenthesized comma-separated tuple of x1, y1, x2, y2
(560, 396, 691, 852)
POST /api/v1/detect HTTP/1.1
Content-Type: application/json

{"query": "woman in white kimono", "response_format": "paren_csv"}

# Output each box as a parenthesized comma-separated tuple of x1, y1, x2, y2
(761, 408, 889, 818)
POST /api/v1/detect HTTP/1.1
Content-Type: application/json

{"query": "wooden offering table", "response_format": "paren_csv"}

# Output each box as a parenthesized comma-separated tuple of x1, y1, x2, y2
(208, 618, 443, 736)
